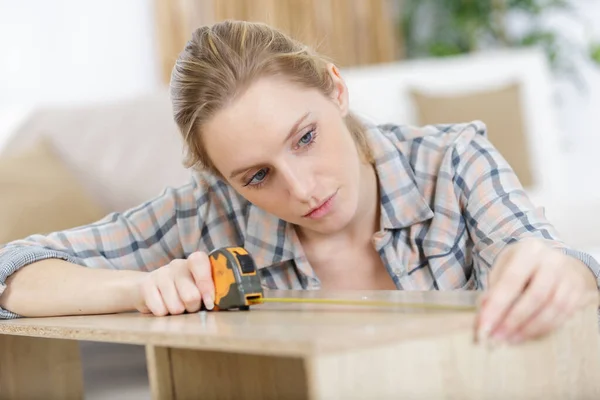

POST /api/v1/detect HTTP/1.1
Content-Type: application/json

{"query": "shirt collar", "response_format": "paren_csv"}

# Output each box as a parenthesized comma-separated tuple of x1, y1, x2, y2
(243, 204, 299, 270)
(364, 122, 434, 230)
(244, 121, 434, 269)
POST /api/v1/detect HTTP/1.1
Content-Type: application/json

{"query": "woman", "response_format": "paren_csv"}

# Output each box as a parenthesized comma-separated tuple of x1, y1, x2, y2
(0, 20, 598, 346)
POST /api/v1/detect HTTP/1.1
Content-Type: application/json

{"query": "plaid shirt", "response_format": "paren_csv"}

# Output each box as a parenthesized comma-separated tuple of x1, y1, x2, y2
(1, 120, 598, 319)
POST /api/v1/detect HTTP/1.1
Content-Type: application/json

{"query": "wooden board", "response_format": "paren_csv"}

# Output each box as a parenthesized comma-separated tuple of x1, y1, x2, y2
(153, 0, 402, 84)
(0, 335, 84, 400)
(147, 345, 308, 400)
(146, 345, 174, 400)
(0, 290, 478, 356)
(1, 290, 600, 398)
(309, 304, 600, 399)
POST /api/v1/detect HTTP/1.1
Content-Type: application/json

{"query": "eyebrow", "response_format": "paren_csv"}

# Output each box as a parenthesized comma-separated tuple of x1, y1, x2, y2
(228, 111, 312, 179)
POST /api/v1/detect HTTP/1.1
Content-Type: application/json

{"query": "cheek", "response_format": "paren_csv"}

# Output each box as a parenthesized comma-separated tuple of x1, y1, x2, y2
(239, 187, 293, 215)
(329, 131, 361, 174)
(319, 123, 356, 161)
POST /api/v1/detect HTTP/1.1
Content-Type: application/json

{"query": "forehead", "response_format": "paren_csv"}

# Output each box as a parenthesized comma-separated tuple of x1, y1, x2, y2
(208, 77, 321, 134)
(202, 77, 326, 172)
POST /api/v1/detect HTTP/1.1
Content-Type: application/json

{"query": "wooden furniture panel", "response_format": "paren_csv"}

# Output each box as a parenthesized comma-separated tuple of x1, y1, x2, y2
(311, 304, 600, 399)
(0, 291, 599, 398)
(146, 345, 175, 400)
(153, 0, 402, 84)
(0, 335, 83, 400)
(147, 345, 308, 400)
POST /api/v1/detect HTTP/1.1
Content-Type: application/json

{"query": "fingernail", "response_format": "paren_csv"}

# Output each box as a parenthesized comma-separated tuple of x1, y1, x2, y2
(477, 294, 488, 309)
(489, 337, 508, 351)
(204, 296, 214, 310)
(477, 323, 492, 344)
(488, 331, 507, 349)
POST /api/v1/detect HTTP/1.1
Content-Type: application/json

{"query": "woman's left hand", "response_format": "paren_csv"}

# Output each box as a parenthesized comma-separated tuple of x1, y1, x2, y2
(476, 238, 599, 345)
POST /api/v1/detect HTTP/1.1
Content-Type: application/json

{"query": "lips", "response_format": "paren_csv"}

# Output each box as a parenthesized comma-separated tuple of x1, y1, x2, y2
(303, 191, 337, 218)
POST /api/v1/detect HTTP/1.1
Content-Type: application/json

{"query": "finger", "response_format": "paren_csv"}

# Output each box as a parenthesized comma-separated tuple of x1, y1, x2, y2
(143, 284, 168, 316)
(187, 252, 215, 310)
(509, 281, 572, 343)
(473, 293, 489, 343)
(157, 278, 186, 315)
(518, 276, 587, 341)
(479, 247, 540, 339)
(175, 275, 202, 313)
(491, 266, 558, 341)
(509, 301, 561, 343)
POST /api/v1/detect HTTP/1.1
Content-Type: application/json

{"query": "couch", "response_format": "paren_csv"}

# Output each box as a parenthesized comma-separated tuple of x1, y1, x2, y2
(0, 91, 192, 399)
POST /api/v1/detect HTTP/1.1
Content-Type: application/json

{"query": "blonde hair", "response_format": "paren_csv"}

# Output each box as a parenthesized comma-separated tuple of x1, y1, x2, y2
(170, 20, 373, 176)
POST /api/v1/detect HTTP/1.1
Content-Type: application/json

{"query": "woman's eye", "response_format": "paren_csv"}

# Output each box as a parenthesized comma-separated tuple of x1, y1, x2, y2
(247, 168, 268, 186)
(298, 130, 314, 147)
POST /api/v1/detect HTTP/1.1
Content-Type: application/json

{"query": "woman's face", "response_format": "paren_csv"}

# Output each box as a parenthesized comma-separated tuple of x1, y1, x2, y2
(203, 65, 367, 236)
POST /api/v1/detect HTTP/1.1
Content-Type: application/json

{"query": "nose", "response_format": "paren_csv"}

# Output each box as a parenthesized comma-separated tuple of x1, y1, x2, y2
(279, 163, 315, 204)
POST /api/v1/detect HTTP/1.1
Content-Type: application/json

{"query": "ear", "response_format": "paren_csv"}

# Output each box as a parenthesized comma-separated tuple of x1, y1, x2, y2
(326, 63, 349, 117)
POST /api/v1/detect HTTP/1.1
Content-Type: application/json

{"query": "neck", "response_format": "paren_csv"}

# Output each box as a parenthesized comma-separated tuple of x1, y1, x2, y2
(345, 161, 381, 242)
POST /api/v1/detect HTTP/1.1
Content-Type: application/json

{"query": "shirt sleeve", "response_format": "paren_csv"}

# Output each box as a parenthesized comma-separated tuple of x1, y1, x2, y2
(0, 177, 212, 319)
(452, 121, 600, 289)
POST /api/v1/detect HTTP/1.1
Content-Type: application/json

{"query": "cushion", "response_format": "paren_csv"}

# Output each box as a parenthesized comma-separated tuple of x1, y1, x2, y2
(0, 140, 106, 244)
(1, 91, 193, 213)
(410, 82, 534, 188)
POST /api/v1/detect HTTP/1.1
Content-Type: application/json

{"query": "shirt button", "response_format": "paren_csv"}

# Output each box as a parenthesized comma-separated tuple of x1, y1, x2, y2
(373, 231, 387, 240)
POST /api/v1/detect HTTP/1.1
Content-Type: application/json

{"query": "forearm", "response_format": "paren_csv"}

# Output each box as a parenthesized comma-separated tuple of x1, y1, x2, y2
(0, 259, 145, 317)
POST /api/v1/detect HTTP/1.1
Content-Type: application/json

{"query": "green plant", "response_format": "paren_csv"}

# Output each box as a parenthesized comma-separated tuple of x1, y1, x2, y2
(591, 42, 600, 64)
(401, 0, 600, 79)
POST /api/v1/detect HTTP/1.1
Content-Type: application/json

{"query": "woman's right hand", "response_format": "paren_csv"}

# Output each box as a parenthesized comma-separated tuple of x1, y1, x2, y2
(133, 251, 215, 316)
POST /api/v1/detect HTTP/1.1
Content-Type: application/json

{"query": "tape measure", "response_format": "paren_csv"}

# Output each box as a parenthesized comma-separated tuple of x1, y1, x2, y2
(208, 247, 476, 312)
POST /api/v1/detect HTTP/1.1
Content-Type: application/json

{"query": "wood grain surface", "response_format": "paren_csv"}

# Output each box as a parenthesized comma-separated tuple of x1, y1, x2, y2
(0, 290, 478, 356)
(0, 335, 84, 400)
(1, 290, 599, 399)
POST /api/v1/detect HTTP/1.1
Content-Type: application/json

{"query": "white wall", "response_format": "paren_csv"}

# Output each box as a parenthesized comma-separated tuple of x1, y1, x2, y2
(538, 1, 600, 132)
(0, 0, 161, 145)
(544, 1, 600, 176)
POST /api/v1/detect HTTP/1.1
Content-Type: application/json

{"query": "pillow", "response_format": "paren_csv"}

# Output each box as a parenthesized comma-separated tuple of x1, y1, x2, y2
(1, 91, 193, 213)
(0, 140, 106, 244)
(410, 82, 534, 188)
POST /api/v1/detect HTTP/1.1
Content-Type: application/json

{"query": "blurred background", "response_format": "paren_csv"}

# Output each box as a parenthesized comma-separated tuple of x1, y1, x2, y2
(0, 1, 599, 398)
